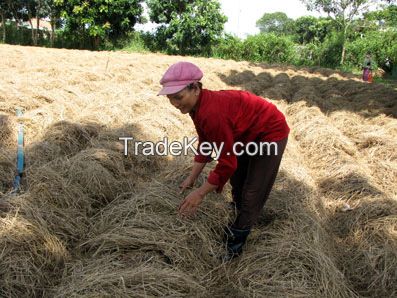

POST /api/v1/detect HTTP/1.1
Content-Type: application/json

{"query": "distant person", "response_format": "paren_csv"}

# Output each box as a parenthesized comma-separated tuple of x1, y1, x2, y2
(158, 62, 290, 261)
(362, 53, 373, 83)
(384, 57, 392, 74)
(385, 58, 391, 70)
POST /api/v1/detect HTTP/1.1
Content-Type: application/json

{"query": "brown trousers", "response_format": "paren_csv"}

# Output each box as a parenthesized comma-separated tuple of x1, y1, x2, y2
(230, 137, 288, 230)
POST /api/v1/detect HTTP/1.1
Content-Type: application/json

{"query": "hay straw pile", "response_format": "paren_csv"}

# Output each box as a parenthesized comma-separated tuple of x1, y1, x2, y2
(1, 44, 396, 297)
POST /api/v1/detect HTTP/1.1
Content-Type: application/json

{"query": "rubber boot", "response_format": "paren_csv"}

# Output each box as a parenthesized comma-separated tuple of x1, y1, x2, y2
(222, 227, 250, 262)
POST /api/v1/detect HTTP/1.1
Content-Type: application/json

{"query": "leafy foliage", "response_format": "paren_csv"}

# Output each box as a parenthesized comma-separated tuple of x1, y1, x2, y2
(56, 0, 144, 41)
(364, 4, 397, 28)
(256, 12, 293, 35)
(294, 43, 322, 66)
(292, 16, 335, 44)
(213, 33, 296, 64)
(318, 32, 344, 67)
(345, 30, 397, 69)
(212, 34, 244, 61)
(300, 0, 391, 64)
(242, 34, 296, 63)
(147, 0, 227, 55)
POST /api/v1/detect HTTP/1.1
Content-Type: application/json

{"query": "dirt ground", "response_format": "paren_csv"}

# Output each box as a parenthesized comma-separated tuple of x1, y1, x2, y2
(0, 44, 396, 297)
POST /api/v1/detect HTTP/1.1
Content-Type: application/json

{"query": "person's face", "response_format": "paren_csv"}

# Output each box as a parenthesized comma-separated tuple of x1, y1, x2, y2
(167, 85, 200, 114)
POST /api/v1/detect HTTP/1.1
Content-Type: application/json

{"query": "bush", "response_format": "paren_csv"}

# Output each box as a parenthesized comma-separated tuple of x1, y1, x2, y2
(241, 33, 296, 63)
(115, 31, 149, 53)
(212, 34, 244, 61)
(213, 33, 296, 64)
(294, 43, 322, 66)
(318, 32, 344, 67)
(345, 30, 397, 71)
(3, 22, 53, 47)
(4, 23, 33, 46)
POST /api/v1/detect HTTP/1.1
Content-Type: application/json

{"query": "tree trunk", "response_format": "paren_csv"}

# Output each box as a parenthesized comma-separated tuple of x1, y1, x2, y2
(341, 42, 346, 65)
(94, 36, 100, 49)
(35, 17, 39, 46)
(1, 11, 5, 43)
(50, 17, 55, 47)
(13, 9, 19, 29)
(340, 23, 348, 65)
(80, 26, 85, 49)
(28, 18, 35, 45)
(35, 0, 41, 46)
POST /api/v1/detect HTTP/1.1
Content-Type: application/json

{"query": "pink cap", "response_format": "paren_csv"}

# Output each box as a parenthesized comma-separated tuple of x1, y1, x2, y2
(158, 61, 203, 95)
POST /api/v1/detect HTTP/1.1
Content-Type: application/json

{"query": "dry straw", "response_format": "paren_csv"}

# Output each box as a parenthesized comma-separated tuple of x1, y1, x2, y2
(0, 44, 396, 297)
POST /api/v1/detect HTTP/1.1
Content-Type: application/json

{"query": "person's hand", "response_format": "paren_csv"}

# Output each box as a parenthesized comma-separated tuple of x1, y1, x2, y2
(178, 189, 204, 218)
(179, 176, 195, 194)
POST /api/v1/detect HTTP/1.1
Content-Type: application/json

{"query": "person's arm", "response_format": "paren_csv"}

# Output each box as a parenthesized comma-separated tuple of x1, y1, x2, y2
(179, 161, 206, 193)
(178, 181, 218, 217)
(178, 115, 237, 217)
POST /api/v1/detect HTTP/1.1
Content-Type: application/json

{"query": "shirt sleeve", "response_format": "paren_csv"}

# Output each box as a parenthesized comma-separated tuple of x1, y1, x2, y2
(202, 115, 237, 193)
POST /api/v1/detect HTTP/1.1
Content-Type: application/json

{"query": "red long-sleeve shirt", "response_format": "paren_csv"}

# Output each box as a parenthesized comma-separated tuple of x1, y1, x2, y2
(189, 89, 290, 192)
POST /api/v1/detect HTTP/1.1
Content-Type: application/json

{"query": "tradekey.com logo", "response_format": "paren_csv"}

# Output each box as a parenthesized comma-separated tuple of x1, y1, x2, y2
(119, 137, 278, 160)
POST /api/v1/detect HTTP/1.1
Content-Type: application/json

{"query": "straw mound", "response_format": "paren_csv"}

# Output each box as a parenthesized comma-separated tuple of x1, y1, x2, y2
(327, 198, 397, 297)
(52, 254, 206, 297)
(0, 113, 17, 194)
(14, 175, 94, 246)
(1, 44, 396, 297)
(0, 151, 14, 194)
(285, 101, 392, 200)
(329, 111, 397, 196)
(230, 139, 356, 297)
(0, 113, 16, 147)
(223, 66, 397, 117)
(0, 213, 70, 297)
(234, 216, 356, 297)
(79, 186, 229, 281)
(284, 100, 396, 296)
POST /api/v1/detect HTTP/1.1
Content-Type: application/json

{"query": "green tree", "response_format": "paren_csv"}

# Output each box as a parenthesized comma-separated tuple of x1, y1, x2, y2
(301, 0, 392, 65)
(2, 0, 25, 28)
(364, 4, 397, 28)
(147, 0, 227, 55)
(56, 0, 144, 48)
(256, 12, 293, 35)
(24, 0, 46, 46)
(45, 0, 63, 47)
(0, 0, 7, 42)
(0, 0, 26, 43)
(292, 16, 335, 44)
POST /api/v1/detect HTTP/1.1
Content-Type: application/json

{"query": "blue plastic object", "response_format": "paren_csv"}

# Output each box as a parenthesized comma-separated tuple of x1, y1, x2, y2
(13, 108, 24, 191)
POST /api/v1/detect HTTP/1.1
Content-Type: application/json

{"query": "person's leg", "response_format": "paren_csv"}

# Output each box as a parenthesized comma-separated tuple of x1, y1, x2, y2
(368, 71, 373, 83)
(223, 138, 288, 261)
(232, 138, 288, 230)
(363, 68, 369, 81)
(223, 153, 249, 261)
(229, 153, 249, 210)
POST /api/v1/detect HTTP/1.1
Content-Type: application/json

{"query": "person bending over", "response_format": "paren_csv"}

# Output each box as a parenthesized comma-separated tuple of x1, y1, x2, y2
(158, 62, 290, 261)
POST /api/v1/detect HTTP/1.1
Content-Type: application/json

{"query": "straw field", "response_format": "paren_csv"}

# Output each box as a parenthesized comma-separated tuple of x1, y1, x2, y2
(0, 44, 396, 297)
